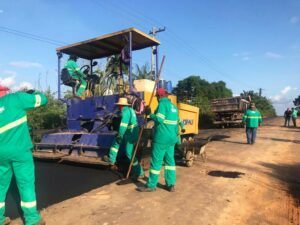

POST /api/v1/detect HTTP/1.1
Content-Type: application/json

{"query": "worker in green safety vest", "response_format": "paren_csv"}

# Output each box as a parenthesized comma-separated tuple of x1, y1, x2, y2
(103, 97, 144, 180)
(64, 55, 87, 97)
(0, 88, 48, 225)
(137, 88, 179, 192)
(242, 103, 262, 144)
(291, 107, 298, 127)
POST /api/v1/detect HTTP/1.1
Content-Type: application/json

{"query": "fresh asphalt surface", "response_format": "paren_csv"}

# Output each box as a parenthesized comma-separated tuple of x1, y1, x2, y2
(5, 161, 119, 219)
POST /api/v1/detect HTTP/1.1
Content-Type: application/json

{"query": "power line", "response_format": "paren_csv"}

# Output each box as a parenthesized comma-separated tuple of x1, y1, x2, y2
(0, 26, 66, 46)
(109, 0, 254, 89)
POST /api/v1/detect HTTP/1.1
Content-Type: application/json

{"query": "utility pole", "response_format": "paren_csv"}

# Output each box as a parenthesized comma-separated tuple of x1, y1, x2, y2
(149, 26, 166, 79)
(259, 88, 264, 97)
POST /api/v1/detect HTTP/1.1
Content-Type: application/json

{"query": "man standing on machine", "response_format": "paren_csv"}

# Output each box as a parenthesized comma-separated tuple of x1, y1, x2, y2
(64, 55, 87, 97)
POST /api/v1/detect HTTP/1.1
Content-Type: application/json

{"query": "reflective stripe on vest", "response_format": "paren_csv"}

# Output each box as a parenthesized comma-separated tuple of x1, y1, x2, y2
(111, 147, 118, 153)
(127, 124, 137, 129)
(165, 165, 176, 170)
(150, 169, 160, 175)
(133, 160, 139, 166)
(120, 123, 128, 127)
(0, 202, 4, 208)
(0, 116, 27, 134)
(163, 120, 178, 125)
(79, 84, 86, 89)
(21, 201, 36, 208)
(157, 113, 165, 120)
(34, 95, 41, 108)
(247, 116, 261, 119)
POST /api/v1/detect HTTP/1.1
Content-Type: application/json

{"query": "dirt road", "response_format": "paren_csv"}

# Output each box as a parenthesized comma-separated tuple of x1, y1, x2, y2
(11, 117, 300, 225)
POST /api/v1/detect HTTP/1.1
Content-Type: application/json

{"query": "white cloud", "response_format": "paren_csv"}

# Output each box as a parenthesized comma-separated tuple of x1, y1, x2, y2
(290, 16, 299, 24)
(3, 70, 17, 76)
(0, 76, 15, 87)
(242, 56, 251, 61)
(10, 61, 43, 69)
(281, 86, 291, 95)
(264, 52, 282, 59)
(0, 76, 33, 91)
(12, 82, 33, 91)
(271, 86, 292, 102)
(233, 52, 252, 60)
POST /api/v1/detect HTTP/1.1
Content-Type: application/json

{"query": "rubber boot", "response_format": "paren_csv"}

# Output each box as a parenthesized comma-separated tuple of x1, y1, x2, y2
(136, 186, 156, 192)
(167, 185, 175, 192)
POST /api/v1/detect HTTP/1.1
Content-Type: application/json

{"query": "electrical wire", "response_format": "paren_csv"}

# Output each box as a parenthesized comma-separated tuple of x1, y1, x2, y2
(104, 0, 255, 89)
(0, 25, 66, 46)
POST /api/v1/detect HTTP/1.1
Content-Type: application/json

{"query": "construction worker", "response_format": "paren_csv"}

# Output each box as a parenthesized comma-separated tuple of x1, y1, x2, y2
(0, 88, 47, 225)
(103, 97, 144, 180)
(284, 108, 292, 127)
(137, 88, 179, 192)
(64, 55, 87, 97)
(291, 107, 298, 127)
(242, 103, 262, 144)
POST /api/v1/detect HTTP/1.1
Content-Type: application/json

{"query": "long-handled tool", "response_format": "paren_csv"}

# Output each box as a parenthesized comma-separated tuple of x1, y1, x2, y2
(125, 55, 166, 179)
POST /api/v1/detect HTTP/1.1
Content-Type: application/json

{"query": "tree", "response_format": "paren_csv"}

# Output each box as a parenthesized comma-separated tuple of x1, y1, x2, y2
(173, 75, 233, 127)
(105, 54, 128, 94)
(133, 63, 153, 80)
(27, 89, 66, 131)
(293, 96, 300, 106)
(173, 75, 232, 107)
(240, 90, 276, 117)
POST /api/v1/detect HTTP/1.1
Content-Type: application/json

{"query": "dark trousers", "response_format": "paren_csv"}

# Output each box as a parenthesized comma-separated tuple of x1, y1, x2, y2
(246, 127, 257, 144)
(284, 117, 291, 126)
(292, 118, 297, 127)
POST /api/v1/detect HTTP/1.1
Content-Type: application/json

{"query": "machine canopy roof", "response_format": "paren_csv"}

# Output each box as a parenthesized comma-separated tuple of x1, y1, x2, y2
(56, 28, 160, 60)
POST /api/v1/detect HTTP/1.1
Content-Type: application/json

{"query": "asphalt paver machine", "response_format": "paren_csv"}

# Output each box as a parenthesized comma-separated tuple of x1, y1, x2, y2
(34, 28, 201, 168)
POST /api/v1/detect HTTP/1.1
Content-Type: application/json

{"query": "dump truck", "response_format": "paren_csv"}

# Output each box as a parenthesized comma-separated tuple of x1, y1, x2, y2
(211, 96, 249, 127)
(33, 28, 201, 168)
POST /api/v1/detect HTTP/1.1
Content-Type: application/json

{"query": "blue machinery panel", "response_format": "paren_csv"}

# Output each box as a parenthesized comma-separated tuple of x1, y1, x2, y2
(37, 95, 121, 159)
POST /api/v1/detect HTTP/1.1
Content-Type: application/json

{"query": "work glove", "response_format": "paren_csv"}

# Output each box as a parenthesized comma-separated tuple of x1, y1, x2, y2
(116, 134, 122, 144)
(144, 106, 151, 115)
(181, 129, 186, 133)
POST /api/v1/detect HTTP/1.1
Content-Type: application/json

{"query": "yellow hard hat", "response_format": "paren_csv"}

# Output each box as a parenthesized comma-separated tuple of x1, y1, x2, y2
(115, 97, 130, 106)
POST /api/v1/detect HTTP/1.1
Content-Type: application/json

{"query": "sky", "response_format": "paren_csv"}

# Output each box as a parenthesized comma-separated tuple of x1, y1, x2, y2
(0, 0, 299, 115)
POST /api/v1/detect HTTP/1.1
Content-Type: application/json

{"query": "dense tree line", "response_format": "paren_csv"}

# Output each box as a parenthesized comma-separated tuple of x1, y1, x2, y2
(173, 75, 276, 127)
(27, 89, 66, 141)
(241, 91, 276, 117)
(173, 75, 233, 127)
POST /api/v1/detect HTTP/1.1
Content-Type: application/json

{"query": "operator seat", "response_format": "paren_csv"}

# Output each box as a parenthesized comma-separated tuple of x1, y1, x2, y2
(61, 68, 78, 96)
(61, 68, 77, 87)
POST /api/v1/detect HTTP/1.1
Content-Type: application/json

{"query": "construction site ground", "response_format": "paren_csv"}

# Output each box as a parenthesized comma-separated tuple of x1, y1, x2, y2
(11, 117, 300, 225)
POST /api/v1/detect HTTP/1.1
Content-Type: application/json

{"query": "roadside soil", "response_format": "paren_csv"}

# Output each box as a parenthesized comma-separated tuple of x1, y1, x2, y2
(11, 117, 300, 225)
